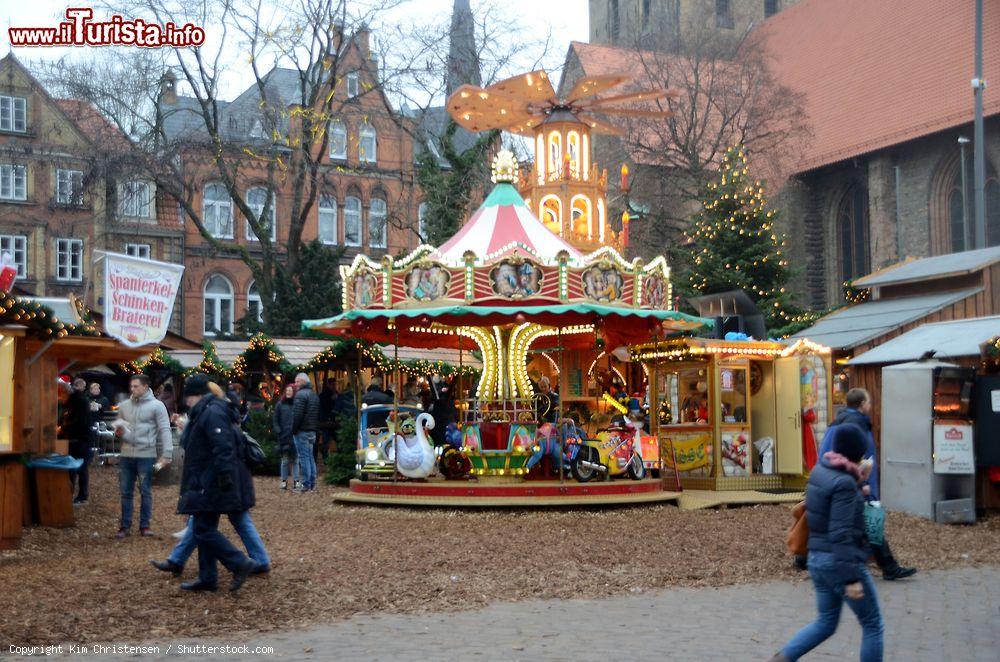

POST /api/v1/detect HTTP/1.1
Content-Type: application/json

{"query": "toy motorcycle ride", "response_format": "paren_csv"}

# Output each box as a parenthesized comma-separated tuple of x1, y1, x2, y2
(568, 417, 645, 482)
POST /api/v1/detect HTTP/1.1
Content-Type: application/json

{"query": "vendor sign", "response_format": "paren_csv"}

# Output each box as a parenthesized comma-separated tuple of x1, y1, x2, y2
(101, 251, 183, 347)
(661, 432, 711, 472)
(932, 422, 975, 474)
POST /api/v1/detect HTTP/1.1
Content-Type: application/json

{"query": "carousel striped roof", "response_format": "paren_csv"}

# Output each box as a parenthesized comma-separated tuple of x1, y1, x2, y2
(434, 183, 583, 263)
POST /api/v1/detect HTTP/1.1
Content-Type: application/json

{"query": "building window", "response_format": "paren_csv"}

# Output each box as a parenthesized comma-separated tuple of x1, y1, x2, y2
(246, 187, 277, 241)
(642, 0, 652, 28)
(120, 180, 152, 218)
(124, 243, 151, 259)
(329, 121, 347, 160)
(56, 169, 84, 206)
(344, 196, 362, 246)
(369, 198, 387, 248)
(609, 0, 620, 40)
(247, 281, 263, 324)
(0, 235, 27, 278)
(319, 194, 338, 244)
(716, 0, 734, 29)
(203, 274, 234, 336)
(836, 185, 870, 284)
(988, 179, 1000, 247)
(56, 238, 83, 282)
(249, 118, 265, 139)
(418, 202, 429, 241)
(764, 0, 779, 18)
(359, 123, 377, 164)
(946, 158, 1000, 251)
(0, 96, 26, 133)
(203, 183, 233, 238)
(0, 164, 27, 201)
(347, 72, 360, 98)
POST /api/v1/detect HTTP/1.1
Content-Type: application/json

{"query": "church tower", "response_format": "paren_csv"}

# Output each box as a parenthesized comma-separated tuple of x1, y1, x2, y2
(447, 0, 481, 96)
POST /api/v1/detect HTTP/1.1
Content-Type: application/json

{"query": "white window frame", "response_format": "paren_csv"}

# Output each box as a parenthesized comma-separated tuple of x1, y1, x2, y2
(329, 120, 347, 160)
(0, 96, 27, 133)
(120, 180, 152, 219)
(124, 243, 151, 260)
(0, 235, 27, 278)
(346, 72, 360, 98)
(55, 238, 83, 282)
(359, 123, 377, 164)
(203, 274, 234, 336)
(368, 198, 387, 249)
(418, 202, 429, 241)
(247, 281, 263, 324)
(0, 164, 27, 201)
(344, 196, 362, 247)
(203, 183, 233, 239)
(245, 187, 277, 241)
(56, 169, 84, 206)
(318, 194, 338, 245)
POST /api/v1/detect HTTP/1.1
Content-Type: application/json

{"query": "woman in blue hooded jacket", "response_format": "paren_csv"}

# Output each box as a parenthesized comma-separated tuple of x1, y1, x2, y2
(772, 423, 884, 662)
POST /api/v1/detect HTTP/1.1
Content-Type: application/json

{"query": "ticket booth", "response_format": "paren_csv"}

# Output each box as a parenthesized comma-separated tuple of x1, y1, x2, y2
(634, 338, 832, 491)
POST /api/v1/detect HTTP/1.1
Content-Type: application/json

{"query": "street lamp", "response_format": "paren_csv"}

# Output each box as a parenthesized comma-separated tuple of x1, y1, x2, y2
(958, 136, 971, 251)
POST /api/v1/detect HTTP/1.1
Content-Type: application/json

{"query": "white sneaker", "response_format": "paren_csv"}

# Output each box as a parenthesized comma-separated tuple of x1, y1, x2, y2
(280, 480, 287, 490)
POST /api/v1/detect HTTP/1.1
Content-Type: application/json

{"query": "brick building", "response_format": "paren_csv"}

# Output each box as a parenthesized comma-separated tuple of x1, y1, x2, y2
(569, 0, 1000, 309)
(0, 53, 185, 332)
(157, 30, 425, 340)
(589, 0, 799, 50)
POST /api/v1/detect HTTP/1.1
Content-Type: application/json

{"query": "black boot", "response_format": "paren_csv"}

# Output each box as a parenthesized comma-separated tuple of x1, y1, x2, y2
(150, 559, 183, 577)
(179, 580, 218, 592)
(883, 566, 917, 580)
(229, 559, 256, 593)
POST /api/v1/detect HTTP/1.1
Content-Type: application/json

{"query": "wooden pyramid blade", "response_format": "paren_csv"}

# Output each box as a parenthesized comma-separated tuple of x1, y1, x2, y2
(485, 70, 556, 106)
(574, 88, 678, 110)
(564, 75, 629, 104)
(447, 84, 543, 132)
(575, 112, 625, 136)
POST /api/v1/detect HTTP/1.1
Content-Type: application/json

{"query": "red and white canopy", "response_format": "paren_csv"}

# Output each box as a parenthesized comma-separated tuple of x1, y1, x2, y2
(435, 183, 582, 263)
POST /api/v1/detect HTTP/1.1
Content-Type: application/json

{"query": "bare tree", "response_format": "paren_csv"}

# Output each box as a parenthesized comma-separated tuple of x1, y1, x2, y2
(588, 7, 811, 255)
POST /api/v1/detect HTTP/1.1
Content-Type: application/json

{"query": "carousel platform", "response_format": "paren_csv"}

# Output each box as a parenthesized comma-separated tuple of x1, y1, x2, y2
(675, 489, 804, 511)
(335, 478, 681, 508)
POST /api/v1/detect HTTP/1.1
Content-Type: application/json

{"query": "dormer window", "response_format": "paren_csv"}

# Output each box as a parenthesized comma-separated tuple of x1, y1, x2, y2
(347, 72, 360, 98)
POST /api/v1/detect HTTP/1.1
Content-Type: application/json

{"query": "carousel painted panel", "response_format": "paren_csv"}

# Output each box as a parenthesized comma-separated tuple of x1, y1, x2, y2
(390, 262, 463, 307)
(347, 268, 383, 310)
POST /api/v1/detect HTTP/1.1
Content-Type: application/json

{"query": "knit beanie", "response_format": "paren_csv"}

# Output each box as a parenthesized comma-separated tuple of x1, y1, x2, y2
(182, 373, 211, 398)
(831, 423, 868, 463)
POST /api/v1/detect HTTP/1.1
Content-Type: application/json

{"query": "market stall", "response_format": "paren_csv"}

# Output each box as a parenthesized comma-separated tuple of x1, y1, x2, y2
(631, 337, 832, 491)
(0, 293, 146, 548)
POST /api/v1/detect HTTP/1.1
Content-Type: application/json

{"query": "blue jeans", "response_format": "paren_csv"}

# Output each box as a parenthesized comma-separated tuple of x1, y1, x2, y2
(782, 552, 884, 662)
(118, 457, 154, 530)
(168, 511, 270, 568)
(192, 512, 252, 585)
(295, 432, 317, 488)
(280, 453, 299, 483)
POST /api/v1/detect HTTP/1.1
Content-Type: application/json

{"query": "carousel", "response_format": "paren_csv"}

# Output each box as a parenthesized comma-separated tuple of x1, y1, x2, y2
(304, 150, 707, 505)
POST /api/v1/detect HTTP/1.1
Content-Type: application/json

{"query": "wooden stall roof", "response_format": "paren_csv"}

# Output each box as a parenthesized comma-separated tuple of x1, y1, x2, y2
(26, 335, 149, 364)
(848, 315, 1000, 365)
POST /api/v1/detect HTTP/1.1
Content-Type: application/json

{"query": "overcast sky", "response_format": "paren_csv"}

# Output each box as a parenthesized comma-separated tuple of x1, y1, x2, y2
(2, 1, 589, 99)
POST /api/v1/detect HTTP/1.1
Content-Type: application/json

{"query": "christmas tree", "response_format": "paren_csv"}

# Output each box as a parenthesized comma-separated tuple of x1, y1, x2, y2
(685, 146, 798, 331)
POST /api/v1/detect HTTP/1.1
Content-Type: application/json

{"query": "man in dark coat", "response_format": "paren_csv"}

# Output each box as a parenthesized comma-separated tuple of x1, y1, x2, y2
(176, 374, 257, 592)
(292, 373, 321, 491)
(820, 388, 916, 581)
(62, 378, 93, 504)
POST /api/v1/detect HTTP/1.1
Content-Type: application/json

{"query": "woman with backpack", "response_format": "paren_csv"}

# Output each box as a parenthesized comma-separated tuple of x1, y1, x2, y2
(771, 423, 884, 661)
(273, 384, 299, 491)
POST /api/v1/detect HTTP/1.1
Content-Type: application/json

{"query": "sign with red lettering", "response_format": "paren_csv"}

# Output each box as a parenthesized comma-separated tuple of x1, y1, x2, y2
(932, 422, 975, 475)
(102, 252, 184, 347)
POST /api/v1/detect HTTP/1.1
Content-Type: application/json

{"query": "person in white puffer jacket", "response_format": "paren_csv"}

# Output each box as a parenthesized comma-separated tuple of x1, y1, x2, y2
(113, 374, 172, 538)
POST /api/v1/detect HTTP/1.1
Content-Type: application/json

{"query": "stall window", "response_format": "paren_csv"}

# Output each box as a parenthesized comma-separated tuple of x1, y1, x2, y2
(676, 367, 710, 424)
(718, 366, 748, 424)
(0, 335, 13, 452)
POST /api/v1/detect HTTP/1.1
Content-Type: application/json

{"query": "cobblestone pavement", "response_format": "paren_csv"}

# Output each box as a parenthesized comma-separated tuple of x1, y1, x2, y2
(68, 566, 1000, 661)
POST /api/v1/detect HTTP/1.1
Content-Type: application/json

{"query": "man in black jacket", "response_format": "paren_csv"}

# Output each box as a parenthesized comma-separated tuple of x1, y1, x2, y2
(176, 374, 257, 592)
(62, 378, 93, 505)
(822, 388, 916, 581)
(292, 373, 321, 491)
